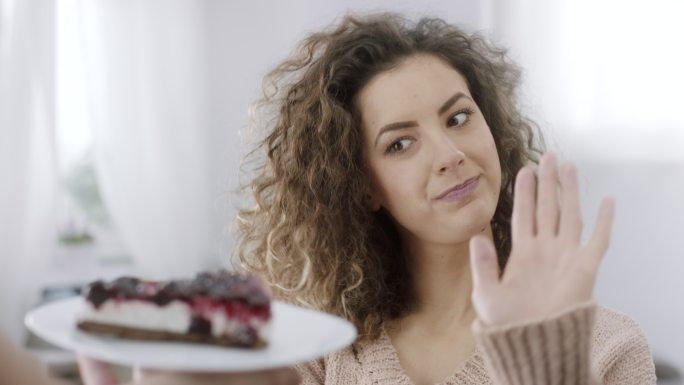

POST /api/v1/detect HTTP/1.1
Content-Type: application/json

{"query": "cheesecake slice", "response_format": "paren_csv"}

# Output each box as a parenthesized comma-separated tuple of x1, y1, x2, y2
(77, 270, 271, 348)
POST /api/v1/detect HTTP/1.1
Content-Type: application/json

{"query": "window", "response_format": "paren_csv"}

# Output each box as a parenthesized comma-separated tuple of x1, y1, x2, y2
(54, 0, 129, 267)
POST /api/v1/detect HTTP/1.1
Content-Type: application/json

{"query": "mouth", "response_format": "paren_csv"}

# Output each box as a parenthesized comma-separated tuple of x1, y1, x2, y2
(434, 176, 480, 201)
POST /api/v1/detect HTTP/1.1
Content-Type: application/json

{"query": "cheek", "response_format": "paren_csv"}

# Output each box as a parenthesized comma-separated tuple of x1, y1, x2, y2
(376, 167, 410, 199)
(488, 142, 503, 195)
(470, 129, 498, 162)
(489, 140, 502, 179)
(371, 162, 425, 207)
(484, 128, 499, 156)
(474, 129, 502, 191)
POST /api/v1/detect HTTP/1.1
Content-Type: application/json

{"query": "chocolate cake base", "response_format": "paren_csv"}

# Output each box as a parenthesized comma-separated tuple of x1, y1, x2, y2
(77, 321, 266, 349)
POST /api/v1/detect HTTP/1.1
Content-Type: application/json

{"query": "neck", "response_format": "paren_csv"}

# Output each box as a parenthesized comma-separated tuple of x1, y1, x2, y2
(401, 226, 494, 327)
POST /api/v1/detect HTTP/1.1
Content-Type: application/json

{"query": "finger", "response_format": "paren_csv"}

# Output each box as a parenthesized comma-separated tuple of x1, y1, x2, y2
(77, 355, 119, 385)
(558, 163, 582, 244)
(585, 197, 615, 267)
(469, 235, 500, 295)
(511, 166, 536, 241)
(536, 153, 560, 236)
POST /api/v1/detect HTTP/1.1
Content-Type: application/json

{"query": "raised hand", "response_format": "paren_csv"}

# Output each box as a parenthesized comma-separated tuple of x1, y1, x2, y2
(469, 152, 614, 326)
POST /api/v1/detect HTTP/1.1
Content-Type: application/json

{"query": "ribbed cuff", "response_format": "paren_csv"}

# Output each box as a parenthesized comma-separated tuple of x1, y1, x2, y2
(473, 302, 597, 385)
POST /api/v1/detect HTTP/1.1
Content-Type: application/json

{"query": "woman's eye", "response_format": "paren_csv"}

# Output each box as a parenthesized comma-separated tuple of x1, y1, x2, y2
(386, 138, 413, 154)
(448, 111, 470, 127)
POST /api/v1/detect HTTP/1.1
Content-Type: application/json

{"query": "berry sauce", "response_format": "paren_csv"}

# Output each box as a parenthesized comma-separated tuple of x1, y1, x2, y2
(82, 270, 272, 343)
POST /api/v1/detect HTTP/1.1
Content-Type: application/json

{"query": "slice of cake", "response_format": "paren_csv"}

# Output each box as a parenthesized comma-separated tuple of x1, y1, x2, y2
(77, 270, 271, 348)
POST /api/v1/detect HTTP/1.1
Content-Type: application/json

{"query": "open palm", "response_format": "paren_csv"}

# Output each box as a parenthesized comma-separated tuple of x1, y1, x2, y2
(469, 153, 615, 326)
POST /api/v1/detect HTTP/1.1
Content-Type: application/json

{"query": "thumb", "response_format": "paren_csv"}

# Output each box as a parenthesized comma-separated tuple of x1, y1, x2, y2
(469, 235, 500, 295)
(77, 355, 119, 385)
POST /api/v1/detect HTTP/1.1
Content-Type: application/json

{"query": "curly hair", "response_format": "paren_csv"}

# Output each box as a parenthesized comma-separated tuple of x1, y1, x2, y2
(236, 13, 544, 343)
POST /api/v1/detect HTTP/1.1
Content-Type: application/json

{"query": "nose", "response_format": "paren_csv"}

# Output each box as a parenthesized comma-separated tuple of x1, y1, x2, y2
(430, 133, 465, 174)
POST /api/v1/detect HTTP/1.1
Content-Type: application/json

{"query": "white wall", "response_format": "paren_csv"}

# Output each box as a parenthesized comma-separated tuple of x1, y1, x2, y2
(579, 160, 684, 372)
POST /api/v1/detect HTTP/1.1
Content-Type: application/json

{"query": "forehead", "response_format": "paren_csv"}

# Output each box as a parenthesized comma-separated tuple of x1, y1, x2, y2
(356, 54, 471, 130)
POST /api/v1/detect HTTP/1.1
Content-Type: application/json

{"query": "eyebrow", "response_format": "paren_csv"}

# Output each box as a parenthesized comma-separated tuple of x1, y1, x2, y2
(373, 92, 471, 148)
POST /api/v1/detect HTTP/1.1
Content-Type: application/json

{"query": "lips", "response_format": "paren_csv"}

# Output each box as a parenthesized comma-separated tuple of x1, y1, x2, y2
(435, 176, 480, 201)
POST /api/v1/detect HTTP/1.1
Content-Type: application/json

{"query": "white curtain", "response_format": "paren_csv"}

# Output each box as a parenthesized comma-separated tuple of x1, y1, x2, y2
(0, 0, 57, 342)
(75, 0, 219, 279)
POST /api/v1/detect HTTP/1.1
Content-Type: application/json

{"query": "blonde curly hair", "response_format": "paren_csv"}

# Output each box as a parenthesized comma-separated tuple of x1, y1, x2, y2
(236, 13, 543, 342)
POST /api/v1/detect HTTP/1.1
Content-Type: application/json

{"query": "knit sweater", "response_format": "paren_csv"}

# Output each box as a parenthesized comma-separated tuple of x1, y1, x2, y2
(295, 302, 657, 385)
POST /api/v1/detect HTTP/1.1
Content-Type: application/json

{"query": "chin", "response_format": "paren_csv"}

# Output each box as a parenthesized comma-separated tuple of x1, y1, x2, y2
(425, 218, 492, 245)
(437, 204, 495, 240)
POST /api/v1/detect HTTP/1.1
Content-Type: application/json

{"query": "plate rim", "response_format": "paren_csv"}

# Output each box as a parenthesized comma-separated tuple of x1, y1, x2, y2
(25, 296, 357, 372)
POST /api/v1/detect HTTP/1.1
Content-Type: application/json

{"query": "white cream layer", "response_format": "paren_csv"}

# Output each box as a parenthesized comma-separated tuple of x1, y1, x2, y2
(79, 299, 271, 341)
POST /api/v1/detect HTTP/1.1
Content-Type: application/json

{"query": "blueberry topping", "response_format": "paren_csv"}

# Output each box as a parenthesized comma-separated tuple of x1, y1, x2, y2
(82, 270, 271, 307)
(112, 277, 142, 297)
(233, 327, 258, 346)
(152, 282, 178, 306)
(188, 316, 211, 336)
(83, 280, 109, 309)
(204, 272, 270, 306)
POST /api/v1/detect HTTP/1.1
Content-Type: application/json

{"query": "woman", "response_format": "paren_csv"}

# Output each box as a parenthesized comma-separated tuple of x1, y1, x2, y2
(237, 13, 657, 384)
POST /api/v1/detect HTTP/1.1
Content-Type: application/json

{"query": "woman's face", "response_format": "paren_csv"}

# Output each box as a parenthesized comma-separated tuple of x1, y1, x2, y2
(358, 54, 502, 247)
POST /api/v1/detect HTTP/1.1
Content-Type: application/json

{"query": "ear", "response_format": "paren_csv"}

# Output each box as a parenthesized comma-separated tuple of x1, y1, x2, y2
(364, 193, 382, 212)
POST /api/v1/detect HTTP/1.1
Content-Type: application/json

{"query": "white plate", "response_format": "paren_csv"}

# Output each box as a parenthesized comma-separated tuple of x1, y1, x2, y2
(25, 297, 356, 372)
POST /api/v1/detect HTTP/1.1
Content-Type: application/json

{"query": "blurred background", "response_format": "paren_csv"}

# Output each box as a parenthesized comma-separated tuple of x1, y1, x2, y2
(1, 0, 682, 383)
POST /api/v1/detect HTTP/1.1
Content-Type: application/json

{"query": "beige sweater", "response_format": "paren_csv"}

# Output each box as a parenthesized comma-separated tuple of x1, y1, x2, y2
(296, 302, 657, 385)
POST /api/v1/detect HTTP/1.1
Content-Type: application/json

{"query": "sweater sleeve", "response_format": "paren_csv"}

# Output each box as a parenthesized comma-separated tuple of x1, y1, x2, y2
(472, 301, 656, 385)
(591, 306, 657, 385)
